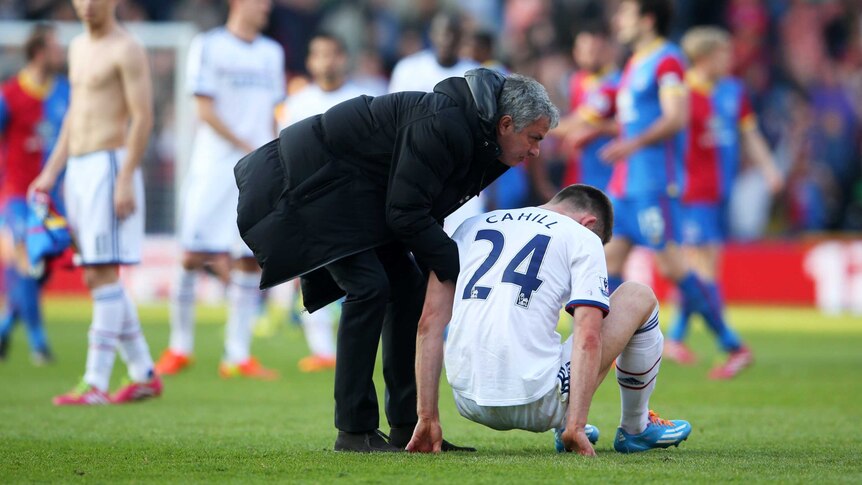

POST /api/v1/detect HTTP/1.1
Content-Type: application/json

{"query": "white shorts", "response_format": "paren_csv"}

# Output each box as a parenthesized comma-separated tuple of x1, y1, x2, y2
(452, 335, 574, 433)
(64, 148, 144, 266)
(178, 153, 251, 257)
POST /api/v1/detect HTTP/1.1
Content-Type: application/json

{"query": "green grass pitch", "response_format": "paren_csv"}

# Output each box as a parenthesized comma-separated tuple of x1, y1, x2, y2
(1, 298, 861, 483)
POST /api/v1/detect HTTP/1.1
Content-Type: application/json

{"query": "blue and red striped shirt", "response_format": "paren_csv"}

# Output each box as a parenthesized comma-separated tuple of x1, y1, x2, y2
(609, 39, 687, 199)
(683, 73, 755, 203)
(0, 72, 69, 201)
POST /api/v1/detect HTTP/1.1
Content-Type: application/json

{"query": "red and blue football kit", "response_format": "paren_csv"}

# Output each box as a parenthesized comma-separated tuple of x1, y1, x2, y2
(680, 73, 755, 245)
(608, 39, 687, 249)
(0, 71, 69, 237)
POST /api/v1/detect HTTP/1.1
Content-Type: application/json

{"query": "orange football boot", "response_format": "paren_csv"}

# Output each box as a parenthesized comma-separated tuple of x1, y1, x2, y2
(219, 356, 279, 380)
(298, 354, 336, 372)
(154, 349, 193, 375)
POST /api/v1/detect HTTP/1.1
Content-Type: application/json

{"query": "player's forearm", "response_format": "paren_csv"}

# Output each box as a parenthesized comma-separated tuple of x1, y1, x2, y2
(565, 314, 602, 430)
(415, 322, 445, 420)
(742, 129, 779, 176)
(550, 114, 580, 136)
(632, 90, 687, 149)
(120, 112, 153, 176)
(415, 273, 454, 421)
(631, 114, 685, 149)
(593, 119, 620, 138)
(42, 116, 71, 178)
(200, 109, 251, 152)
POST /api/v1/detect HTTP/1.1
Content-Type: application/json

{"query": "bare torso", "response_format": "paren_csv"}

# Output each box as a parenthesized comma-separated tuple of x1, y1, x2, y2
(66, 27, 139, 156)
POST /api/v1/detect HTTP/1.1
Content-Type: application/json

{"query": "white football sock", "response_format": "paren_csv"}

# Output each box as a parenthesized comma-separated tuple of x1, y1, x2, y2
(302, 303, 336, 358)
(84, 283, 125, 392)
(168, 267, 196, 355)
(616, 304, 663, 435)
(116, 290, 154, 382)
(224, 270, 261, 364)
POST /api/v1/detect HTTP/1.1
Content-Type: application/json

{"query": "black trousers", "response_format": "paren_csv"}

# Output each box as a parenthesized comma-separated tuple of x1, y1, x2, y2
(324, 243, 426, 433)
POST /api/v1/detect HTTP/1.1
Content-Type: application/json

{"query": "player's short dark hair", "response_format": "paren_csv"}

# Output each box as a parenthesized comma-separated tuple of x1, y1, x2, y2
(310, 31, 347, 54)
(549, 184, 614, 244)
(25, 23, 55, 62)
(633, 0, 674, 38)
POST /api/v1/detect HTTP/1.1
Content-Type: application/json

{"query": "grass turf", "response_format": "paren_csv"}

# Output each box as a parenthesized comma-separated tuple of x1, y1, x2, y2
(0, 299, 861, 483)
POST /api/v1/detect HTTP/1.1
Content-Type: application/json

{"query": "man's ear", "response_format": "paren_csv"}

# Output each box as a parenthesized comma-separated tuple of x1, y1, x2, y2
(579, 214, 598, 232)
(497, 114, 514, 135)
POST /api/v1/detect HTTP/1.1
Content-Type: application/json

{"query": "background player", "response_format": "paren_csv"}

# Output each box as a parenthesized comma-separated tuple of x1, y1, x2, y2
(664, 27, 784, 378)
(388, 11, 481, 235)
(276, 31, 376, 372)
(553, 21, 619, 191)
(154, 0, 284, 380)
(29, 0, 160, 405)
(599, 0, 733, 353)
(388, 11, 478, 94)
(407, 185, 691, 455)
(0, 23, 68, 365)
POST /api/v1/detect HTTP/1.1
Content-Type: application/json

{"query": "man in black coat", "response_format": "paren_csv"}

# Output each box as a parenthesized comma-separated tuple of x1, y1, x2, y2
(235, 68, 559, 451)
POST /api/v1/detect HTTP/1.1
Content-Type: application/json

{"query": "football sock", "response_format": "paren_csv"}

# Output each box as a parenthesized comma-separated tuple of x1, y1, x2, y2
(224, 270, 260, 364)
(18, 271, 49, 353)
(678, 273, 741, 352)
(608, 274, 624, 295)
(667, 288, 693, 342)
(116, 290, 155, 383)
(85, 283, 125, 392)
(0, 268, 20, 340)
(168, 267, 196, 355)
(303, 303, 336, 358)
(705, 281, 742, 351)
(616, 304, 663, 435)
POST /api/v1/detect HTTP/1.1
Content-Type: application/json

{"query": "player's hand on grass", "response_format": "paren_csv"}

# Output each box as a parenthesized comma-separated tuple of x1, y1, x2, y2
(561, 428, 596, 457)
(406, 418, 443, 453)
(114, 174, 136, 219)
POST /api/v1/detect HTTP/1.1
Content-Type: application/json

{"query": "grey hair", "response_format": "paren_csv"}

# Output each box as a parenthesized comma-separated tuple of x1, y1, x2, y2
(498, 74, 560, 131)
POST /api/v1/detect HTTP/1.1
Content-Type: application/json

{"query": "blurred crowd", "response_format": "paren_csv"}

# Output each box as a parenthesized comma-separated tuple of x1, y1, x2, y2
(2, 0, 861, 238)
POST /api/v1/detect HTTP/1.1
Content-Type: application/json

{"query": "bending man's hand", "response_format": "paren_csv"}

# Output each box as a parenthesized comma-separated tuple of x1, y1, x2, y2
(561, 428, 597, 457)
(406, 417, 443, 453)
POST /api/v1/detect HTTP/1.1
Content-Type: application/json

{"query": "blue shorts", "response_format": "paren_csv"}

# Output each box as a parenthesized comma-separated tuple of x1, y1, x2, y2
(0, 197, 29, 244)
(610, 195, 682, 250)
(680, 202, 724, 246)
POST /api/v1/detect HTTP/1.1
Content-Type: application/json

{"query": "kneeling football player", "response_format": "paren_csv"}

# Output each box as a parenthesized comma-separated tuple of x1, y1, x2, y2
(407, 185, 691, 455)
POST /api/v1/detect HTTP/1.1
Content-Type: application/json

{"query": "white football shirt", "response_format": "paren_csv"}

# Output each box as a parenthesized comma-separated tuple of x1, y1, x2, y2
(279, 81, 373, 129)
(445, 207, 610, 406)
(387, 50, 479, 93)
(186, 27, 285, 169)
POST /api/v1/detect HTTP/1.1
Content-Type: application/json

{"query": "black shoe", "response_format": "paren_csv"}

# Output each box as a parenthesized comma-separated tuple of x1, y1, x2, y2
(388, 425, 477, 452)
(441, 439, 477, 452)
(387, 426, 413, 449)
(334, 430, 402, 453)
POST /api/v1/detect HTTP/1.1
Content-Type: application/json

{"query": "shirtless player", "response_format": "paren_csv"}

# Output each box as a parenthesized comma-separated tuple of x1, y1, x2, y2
(30, 0, 161, 405)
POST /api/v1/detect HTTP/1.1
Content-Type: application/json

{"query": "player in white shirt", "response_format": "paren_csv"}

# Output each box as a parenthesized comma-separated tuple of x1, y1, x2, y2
(388, 11, 482, 236)
(406, 185, 691, 455)
(274, 32, 380, 372)
(155, 0, 284, 379)
(387, 12, 478, 94)
(278, 33, 379, 129)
